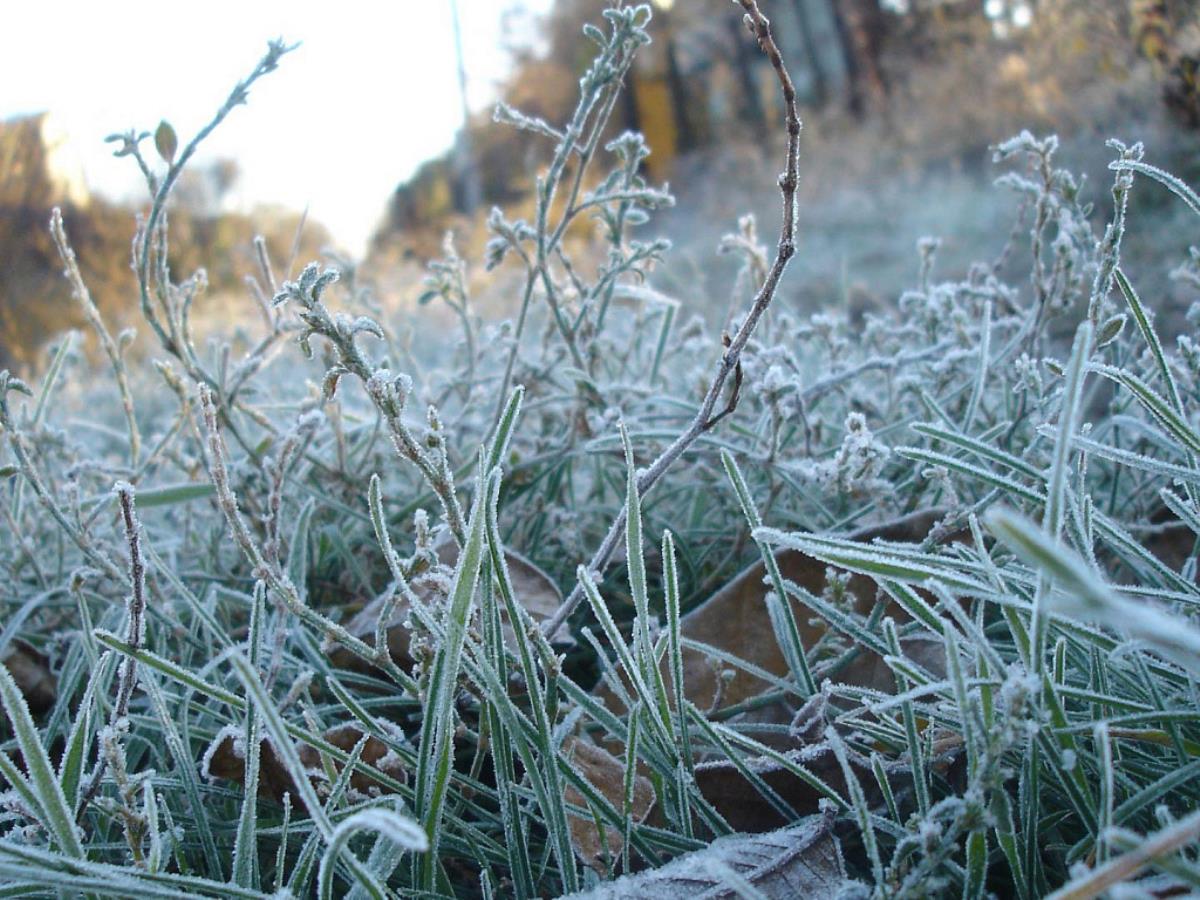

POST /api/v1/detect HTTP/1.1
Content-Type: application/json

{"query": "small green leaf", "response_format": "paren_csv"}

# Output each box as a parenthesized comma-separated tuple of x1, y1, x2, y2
(486, 386, 524, 474)
(58, 664, 106, 812)
(134, 482, 215, 508)
(155, 120, 178, 165)
(1095, 313, 1126, 348)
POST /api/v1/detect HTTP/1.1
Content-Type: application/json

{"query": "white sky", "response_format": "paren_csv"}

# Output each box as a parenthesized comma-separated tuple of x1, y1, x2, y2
(1, 0, 553, 257)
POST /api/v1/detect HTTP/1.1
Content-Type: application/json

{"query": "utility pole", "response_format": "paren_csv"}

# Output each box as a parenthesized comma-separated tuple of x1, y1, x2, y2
(450, 0, 482, 213)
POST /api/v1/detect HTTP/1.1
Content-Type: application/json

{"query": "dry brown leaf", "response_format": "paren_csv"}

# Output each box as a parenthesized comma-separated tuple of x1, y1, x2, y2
(692, 753, 837, 834)
(664, 551, 884, 714)
(676, 556, 945, 830)
(600, 510, 949, 719)
(332, 539, 570, 674)
(564, 811, 852, 899)
(691, 742, 874, 835)
(689, 635, 950, 832)
(2, 641, 55, 714)
(296, 724, 407, 795)
(204, 723, 405, 805)
(203, 729, 297, 803)
(563, 735, 655, 874)
(828, 633, 948, 697)
(592, 513, 958, 833)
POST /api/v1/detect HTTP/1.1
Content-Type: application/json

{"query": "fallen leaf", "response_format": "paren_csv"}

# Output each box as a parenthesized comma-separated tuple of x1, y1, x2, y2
(563, 735, 655, 874)
(203, 723, 405, 805)
(332, 538, 571, 674)
(692, 750, 843, 834)
(826, 633, 948, 698)
(202, 727, 296, 803)
(593, 512, 957, 832)
(2, 641, 55, 714)
(563, 810, 854, 898)
(689, 636, 951, 832)
(600, 510, 950, 719)
(664, 550, 882, 714)
(297, 724, 407, 795)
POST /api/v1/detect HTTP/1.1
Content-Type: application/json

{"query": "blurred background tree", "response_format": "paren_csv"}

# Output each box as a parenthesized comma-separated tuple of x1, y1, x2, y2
(0, 114, 132, 370)
(370, 0, 1198, 260)
(0, 117, 329, 370)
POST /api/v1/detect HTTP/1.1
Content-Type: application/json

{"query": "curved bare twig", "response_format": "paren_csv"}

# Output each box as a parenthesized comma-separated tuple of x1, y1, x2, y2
(544, 0, 802, 637)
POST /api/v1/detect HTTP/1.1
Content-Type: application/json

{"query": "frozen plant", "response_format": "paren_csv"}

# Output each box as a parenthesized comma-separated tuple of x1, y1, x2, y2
(0, 1, 1199, 898)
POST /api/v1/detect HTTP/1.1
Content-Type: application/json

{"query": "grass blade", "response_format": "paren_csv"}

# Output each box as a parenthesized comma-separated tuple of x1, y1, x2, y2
(318, 808, 427, 900)
(0, 663, 83, 857)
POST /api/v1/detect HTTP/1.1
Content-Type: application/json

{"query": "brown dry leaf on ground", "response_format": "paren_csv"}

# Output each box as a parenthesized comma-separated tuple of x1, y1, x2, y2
(593, 512, 957, 832)
(203, 730, 297, 804)
(204, 723, 405, 805)
(563, 810, 853, 899)
(2, 641, 55, 714)
(674, 545, 951, 831)
(295, 724, 407, 795)
(332, 539, 570, 674)
(665, 552, 889, 714)
(689, 632, 950, 833)
(598, 511, 948, 719)
(563, 735, 656, 874)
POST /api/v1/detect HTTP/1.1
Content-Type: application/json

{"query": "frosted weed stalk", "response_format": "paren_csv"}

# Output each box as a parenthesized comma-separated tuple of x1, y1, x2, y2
(1, 1, 1200, 897)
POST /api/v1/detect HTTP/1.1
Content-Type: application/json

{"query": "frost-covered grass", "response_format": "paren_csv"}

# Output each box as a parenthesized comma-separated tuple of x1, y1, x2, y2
(3, 2, 1200, 898)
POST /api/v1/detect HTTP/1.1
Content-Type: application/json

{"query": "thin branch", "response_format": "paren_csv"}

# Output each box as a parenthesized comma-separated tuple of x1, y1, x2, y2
(77, 482, 147, 823)
(544, 0, 801, 637)
(197, 386, 417, 692)
(50, 209, 142, 465)
(490, 13, 644, 427)
(134, 40, 295, 363)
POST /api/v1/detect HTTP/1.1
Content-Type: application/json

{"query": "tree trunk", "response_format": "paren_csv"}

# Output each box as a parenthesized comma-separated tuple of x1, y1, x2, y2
(828, 0, 888, 118)
(791, 0, 830, 106)
(727, 15, 766, 128)
(663, 26, 699, 152)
